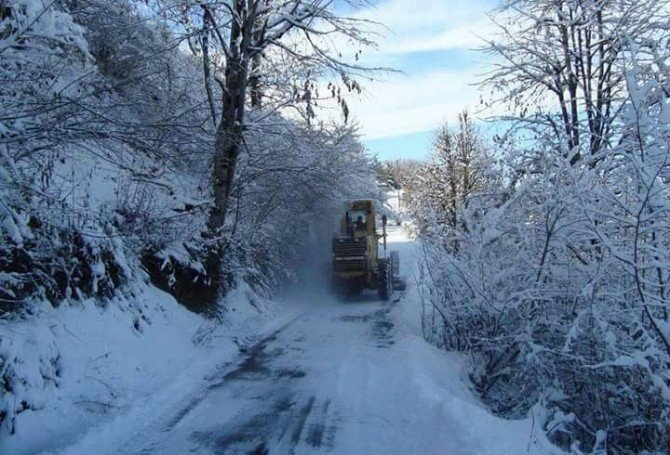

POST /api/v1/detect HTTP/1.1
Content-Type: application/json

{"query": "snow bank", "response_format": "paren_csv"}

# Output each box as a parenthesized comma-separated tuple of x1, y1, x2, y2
(384, 225, 559, 454)
(0, 282, 288, 455)
(0, 285, 202, 454)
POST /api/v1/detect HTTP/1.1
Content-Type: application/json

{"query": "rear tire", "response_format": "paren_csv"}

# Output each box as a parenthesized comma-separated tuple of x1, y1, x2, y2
(378, 260, 392, 301)
(390, 251, 399, 276)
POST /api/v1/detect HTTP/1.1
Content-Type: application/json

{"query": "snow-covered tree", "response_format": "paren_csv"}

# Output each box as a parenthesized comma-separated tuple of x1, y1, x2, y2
(482, 0, 668, 165)
(155, 0, 379, 241)
(403, 109, 492, 247)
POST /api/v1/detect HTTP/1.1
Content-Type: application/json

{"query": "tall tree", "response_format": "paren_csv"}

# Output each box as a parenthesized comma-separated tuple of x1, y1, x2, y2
(161, 0, 378, 237)
(433, 123, 457, 227)
(404, 109, 490, 240)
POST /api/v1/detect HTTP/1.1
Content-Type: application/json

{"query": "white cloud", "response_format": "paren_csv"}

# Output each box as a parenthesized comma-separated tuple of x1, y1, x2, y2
(385, 18, 494, 54)
(314, 0, 499, 142)
(312, 0, 502, 140)
(348, 68, 484, 140)
(354, 0, 495, 57)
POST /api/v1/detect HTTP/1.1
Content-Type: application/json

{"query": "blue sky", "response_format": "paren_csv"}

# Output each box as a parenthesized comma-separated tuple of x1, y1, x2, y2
(341, 0, 499, 161)
(365, 131, 434, 160)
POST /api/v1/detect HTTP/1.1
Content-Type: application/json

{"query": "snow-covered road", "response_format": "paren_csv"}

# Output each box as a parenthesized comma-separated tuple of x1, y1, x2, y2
(60, 226, 555, 455)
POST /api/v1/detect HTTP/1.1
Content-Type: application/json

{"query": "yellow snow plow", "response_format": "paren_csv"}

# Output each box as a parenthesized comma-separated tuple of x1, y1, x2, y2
(331, 200, 404, 300)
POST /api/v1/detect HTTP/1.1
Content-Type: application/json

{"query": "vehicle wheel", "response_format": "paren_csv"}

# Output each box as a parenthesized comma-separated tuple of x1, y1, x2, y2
(390, 251, 399, 276)
(378, 260, 392, 301)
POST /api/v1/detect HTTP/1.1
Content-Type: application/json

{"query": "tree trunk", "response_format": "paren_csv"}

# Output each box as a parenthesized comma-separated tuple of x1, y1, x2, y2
(207, 57, 248, 233)
(207, 4, 250, 235)
(208, 118, 243, 233)
(204, 58, 246, 298)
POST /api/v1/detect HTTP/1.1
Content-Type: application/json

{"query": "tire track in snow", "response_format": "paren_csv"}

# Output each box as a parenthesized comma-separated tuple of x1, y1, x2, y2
(115, 314, 305, 455)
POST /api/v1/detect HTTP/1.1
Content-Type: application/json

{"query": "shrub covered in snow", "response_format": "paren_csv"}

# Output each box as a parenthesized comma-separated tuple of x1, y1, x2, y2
(415, 1, 670, 452)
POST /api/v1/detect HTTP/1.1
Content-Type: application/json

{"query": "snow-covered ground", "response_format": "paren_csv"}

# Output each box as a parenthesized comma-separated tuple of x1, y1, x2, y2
(0, 283, 293, 455)
(18, 225, 560, 455)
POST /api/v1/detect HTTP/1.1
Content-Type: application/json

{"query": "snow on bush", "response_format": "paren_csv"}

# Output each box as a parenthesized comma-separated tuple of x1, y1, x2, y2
(414, 34, 670, 453)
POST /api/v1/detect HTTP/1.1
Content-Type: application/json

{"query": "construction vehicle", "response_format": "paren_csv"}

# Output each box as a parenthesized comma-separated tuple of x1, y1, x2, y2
(331, 200, 404, 300)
